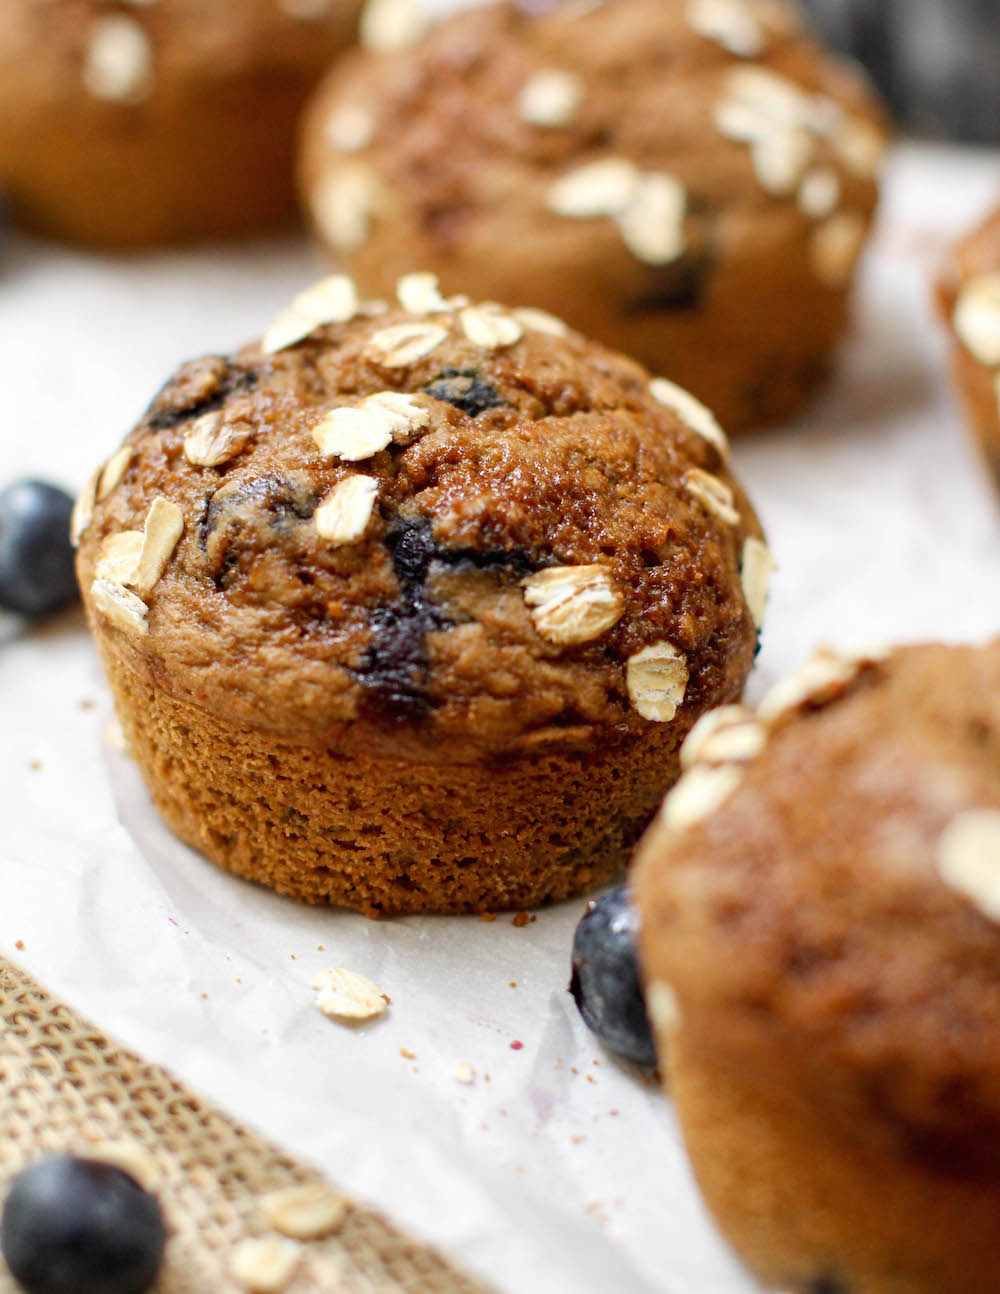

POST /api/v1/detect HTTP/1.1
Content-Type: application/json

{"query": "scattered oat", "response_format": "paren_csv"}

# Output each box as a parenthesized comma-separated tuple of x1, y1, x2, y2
(681, 705, 762, 769)
(626, 642, 689, 723)
(131, 497, 183, 596)
(686, 0, 765, 57)
(311, 968, 389, 1021)
(260, 309, 321, 355)
(459, 305, 523, 349)
(229, 1236, 301, 1294)
(83, 15, 153, 103)
(798, 166, 840, 219)
(103, 718, 128, 754)
(312, 391, 429, 459)
(325, 103, 375, 153)
(454, 1061, 476, 1085)
(649, 377, 729, 458)
(512, 912, 536, 927)
(293, 274, 361, 324)
(646, 982, 681, 1035)
(87, 1141, 160, 1192)
(522, 565, 624, 644)
(810, 211, 866, 286)
(617, 172, 687, 265)
(182, 411, 247, 468)
(519, 68, 583, 128)
(359, 0, 427, 52)
(314, 476, 379, 544)
(14, 940, 24, 951)
(263, 1183, 348, 1240)
(95, 531, 143, 585)
(757, 650, 863, 721)
(740, 536, 773, 629)
(546, 158, 639, 219)
(722, 66, 818, 133)
(368, 321, 449, 366)
(660, 763, 742, 832)
(396, 272, 465, 315)
(512, 306, 569, 337)
(751, 127, 813, 196)
(262, 275, 362, 354)
(90, 578, 149, 636)
(684, 468, 740, 525)
(937, 810, 1000, 923)
(400, 1047, 416, 1059)
(833, 117, 887, 179)
(953, 273, 1000, 367)
(97, 447, 134, 500)
(309, 165, 382, 251)
(70, 467, 101, 546)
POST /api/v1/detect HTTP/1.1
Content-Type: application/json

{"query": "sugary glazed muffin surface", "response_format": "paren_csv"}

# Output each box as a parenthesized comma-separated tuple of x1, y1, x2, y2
(635, 641, 1000, 1294)
(74, 275, 768, 913)
(939, 205, 1000, 493)
(300, 0, 887, 431)
(0, 0, 362, 246)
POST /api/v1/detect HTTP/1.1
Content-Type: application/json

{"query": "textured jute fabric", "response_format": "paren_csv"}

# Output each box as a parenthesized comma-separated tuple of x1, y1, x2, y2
(0, 956, 490, 1294)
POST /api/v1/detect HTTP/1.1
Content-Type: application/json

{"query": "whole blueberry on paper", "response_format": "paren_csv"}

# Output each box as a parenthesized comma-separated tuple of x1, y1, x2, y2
(0, 480, 79, 617)
(1, 1155, 166, 1294)
(569, 885, 657, 1066)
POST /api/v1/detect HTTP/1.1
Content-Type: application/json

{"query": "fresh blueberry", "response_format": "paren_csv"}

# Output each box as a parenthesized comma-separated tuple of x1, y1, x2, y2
(0, 480, 79, 617)
(1, 1155, 166, 1294)
(569, 885, 657, 1067)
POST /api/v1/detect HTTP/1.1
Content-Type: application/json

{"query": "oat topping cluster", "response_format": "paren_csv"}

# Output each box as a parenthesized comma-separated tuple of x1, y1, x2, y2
(307, 0, 885, 286)
(74, 272, 769, 736)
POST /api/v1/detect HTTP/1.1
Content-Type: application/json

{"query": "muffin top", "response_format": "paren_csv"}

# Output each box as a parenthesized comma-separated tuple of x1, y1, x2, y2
(301, 0, 887, 292)
(636, 641, 1000, 1168)
(0, 0, 358, 109)
(74, 275, 766, 755)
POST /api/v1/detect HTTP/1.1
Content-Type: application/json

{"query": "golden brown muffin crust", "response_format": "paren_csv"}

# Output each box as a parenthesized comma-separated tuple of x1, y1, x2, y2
(637, 642, 1000, 1168)
(300, 0, 886, 430)
(0, 0, 362, 246)
(75, 280, 764, 755)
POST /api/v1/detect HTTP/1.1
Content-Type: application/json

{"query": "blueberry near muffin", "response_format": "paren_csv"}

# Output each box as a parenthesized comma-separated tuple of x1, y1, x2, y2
(634, 641, 1000, 1294)
(0, 0, 361, 248)
(74, 273, 769, 916)
(938, 205, 1000, 496)
(299, 0, 887, 433)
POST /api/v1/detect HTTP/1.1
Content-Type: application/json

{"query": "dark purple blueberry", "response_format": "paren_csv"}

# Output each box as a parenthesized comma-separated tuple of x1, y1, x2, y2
(569, 885, 656, 1066)
(0, 480, 79, 617)
(1, 1155, 166, 1294)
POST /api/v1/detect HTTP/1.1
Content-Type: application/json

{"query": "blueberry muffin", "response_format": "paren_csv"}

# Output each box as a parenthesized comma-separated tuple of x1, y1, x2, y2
(73, 273, 769, 916)
(299, 0, 887, 433)
(635, 641, 1000, 1294)
(0, 0, 362, 248)
(938, 205, 1000, 495)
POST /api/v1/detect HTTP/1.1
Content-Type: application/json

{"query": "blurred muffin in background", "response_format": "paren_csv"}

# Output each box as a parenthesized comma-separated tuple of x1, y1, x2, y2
(300, 0, 888, 433)
(938, 203, 1000, 497)
(799, 0, 1000, 142)
(0, 0, 363, 248)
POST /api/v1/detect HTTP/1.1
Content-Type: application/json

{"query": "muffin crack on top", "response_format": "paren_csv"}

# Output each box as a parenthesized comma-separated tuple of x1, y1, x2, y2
(75, 272, 769, 913)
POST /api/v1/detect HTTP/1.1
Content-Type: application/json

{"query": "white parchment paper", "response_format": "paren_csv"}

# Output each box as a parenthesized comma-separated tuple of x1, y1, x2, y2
(2, 144, 999, 1294)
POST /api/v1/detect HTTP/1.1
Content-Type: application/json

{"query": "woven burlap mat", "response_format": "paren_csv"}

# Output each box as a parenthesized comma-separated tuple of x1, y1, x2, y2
(0, 956, 491, 1294)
